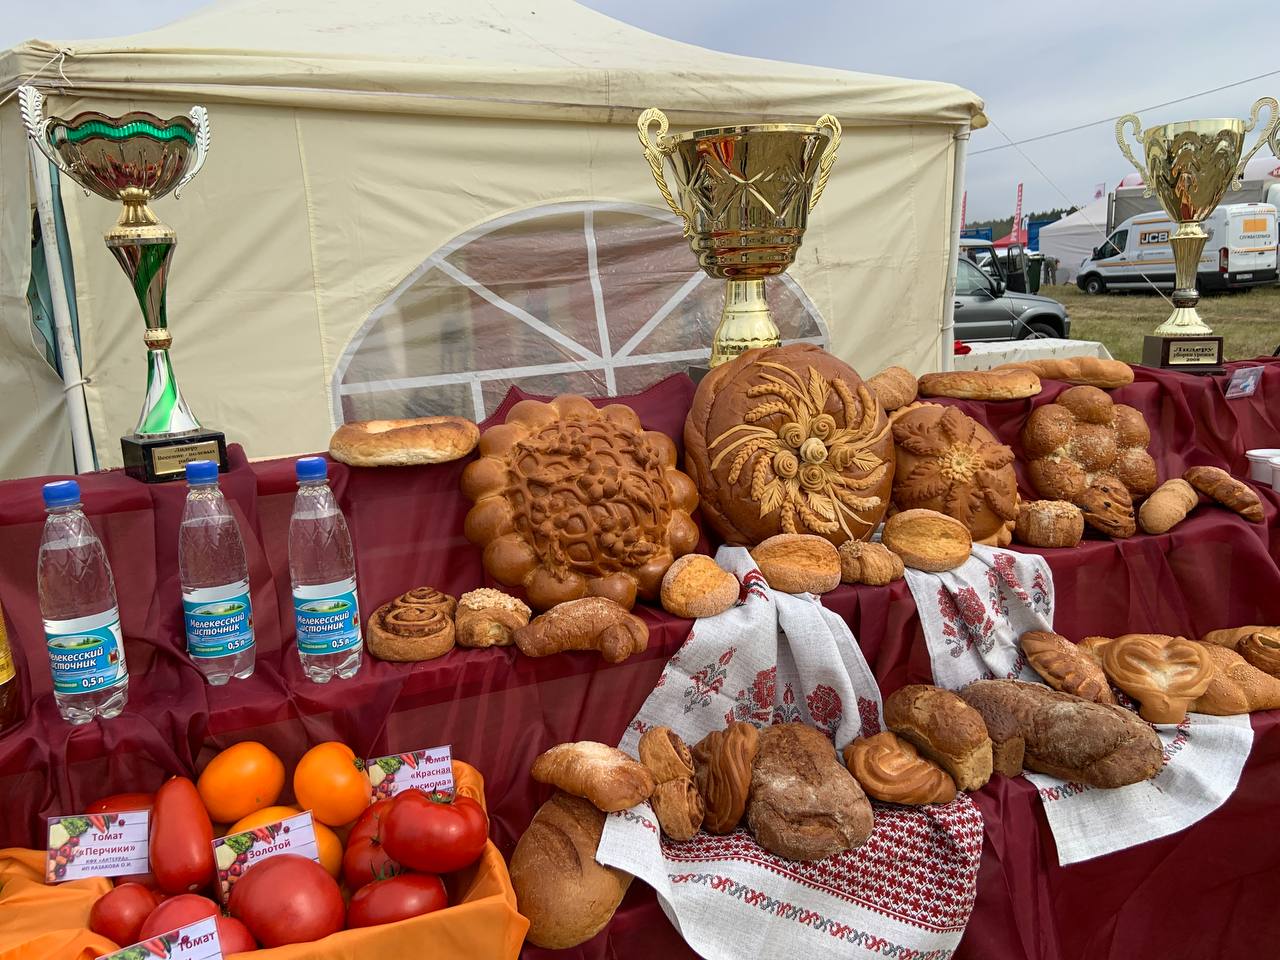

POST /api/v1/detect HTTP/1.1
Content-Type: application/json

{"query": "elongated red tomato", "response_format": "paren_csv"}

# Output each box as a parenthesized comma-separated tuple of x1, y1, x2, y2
(150, 777, 215, 894)
(88, 792, 154, 815)
(347, 873, 448, 928)
(381, 790, 488, 874)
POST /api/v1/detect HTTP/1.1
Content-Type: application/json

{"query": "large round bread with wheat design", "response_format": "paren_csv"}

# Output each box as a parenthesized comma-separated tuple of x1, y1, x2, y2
(461, 395, 699, 611)
(683, 344, 894, 547)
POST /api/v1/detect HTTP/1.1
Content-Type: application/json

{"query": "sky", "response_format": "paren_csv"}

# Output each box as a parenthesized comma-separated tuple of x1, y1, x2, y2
(4, 0, 1278, 221)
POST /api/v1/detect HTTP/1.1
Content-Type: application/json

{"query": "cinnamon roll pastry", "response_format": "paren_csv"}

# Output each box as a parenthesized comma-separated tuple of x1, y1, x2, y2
(367, 588, 456, 661)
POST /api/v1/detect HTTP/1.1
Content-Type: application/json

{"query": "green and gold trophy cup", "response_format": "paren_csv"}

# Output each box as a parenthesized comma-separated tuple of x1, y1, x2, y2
(638, 108, 840, 368)
(1116, 97, 1278, 374)
(20, 85, 227, 482)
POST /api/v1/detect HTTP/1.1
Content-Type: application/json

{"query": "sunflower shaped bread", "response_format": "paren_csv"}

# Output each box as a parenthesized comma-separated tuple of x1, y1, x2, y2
(890, 404, 1019, 546)
(461, 395, 699, 611)
(683, 344, 895, 546)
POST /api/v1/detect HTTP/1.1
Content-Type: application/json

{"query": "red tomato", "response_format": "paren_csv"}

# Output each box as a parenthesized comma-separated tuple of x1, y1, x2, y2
(342, 800, 403, 892)
(138, 893, 219, 940)
(381, 790, 488, 874)
(215, 914, 258, 954)
(88, 882, 159, 946)
(347, 873, 448, 929)
(228, 853, 344, 947)
(150, 777, 216, 894)
(88, 792, 154, 815)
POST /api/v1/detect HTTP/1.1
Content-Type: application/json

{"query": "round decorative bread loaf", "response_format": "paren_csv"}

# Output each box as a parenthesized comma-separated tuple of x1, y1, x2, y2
(1021, 386, 1158, 516)
(890, 403, 1019, 545)
(660, 554, 739, 619)
(838, 540, 904, 585)
(683, 344, 895, 547)
(917, 368, 1041, 401)
(842, 731, 956, 805)
(461, 395, 699, 611)
(1014, 499, 1084, 548)
(882, 509, 972, 573)
(329, 416, 479, 466)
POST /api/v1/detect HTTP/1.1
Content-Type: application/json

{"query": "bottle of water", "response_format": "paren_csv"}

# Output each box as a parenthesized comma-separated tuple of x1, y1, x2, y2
(38, 480, 128, 723)
(288, 457, 362, 682)
(179, 460, 255, 685)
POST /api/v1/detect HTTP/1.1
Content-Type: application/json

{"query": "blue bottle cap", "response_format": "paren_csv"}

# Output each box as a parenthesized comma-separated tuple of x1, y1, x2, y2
(295, 456, 328, 482)
(42, 479, 81, 508)
(185, 459, 219, 485)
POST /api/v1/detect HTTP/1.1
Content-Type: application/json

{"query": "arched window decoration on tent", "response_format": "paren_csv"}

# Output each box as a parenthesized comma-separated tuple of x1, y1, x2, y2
(332, 201, 828, 424)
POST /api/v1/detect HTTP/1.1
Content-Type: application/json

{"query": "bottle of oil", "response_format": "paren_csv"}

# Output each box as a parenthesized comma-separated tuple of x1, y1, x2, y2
(0, 601, 20, 733)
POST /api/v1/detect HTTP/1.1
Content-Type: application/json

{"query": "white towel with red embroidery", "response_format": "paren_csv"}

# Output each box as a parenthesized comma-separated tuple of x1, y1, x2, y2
(597, 546, 984, 960)
(904, 545, 1252, 865)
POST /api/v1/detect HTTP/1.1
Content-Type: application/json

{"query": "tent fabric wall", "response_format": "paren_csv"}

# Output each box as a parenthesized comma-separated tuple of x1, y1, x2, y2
(0, 0, 982, 479)
(1038, 196, 1111, 283)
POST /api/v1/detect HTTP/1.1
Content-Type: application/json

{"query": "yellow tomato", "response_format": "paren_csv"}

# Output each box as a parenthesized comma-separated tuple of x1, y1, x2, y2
(197, 741, 286, 824)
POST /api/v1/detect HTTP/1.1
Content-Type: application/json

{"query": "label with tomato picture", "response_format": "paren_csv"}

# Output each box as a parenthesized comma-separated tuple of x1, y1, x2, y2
(212, 810, 321, 902)
(101, 915, 222, 960)
(45, 810, 150, 883)
(364, 744, 454, 801)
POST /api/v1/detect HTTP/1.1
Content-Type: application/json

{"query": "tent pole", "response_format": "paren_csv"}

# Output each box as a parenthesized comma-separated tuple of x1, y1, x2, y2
(28, 143, 95, 473)
(939, 124, 971, 373)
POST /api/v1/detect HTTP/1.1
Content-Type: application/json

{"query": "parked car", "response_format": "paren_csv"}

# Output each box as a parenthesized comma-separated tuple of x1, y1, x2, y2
(953, 257, 1071, 340)
(960, 237, 1030, 292)
(1076, 202, 1278, 295)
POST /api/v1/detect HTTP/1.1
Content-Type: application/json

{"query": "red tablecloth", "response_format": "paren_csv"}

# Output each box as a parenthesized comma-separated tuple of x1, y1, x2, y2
(1, 362, 1279, 960)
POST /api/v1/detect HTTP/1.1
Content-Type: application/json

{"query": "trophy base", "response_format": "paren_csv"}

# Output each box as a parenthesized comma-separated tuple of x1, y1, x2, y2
(1141, 335, 1224, 377)
(121, 430, 228, 483)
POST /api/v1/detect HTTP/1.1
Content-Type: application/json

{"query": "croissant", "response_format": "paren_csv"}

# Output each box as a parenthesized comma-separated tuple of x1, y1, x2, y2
(531, 742, 654, 813)
(513, 597, 648, 663)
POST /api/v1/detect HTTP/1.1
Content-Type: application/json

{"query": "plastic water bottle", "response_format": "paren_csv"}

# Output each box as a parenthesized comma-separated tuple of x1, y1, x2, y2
(38, 480, 128, 723)
(288, 457, 362, 682)
(179, 460, 255, 684)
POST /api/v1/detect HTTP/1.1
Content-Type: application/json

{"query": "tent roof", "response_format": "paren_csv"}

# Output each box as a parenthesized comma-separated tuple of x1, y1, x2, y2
(0, 0, 984, 127)
(1038, 195, 1109, 237)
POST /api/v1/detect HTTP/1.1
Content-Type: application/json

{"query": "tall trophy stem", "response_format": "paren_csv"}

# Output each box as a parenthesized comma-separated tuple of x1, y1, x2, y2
(1155, 224, 1212, 336)
(713, 280, 778, 366)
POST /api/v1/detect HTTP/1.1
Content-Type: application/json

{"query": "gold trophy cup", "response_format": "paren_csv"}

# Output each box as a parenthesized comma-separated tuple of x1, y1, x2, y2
(1116, 98, 1278, 373)
(638, 108, 840, 368)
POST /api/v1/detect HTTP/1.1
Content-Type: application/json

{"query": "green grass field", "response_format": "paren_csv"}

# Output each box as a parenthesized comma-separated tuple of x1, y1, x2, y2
(1043, 283, 1280, 362)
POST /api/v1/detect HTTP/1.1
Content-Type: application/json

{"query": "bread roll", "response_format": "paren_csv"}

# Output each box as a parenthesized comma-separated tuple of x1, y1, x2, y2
(366, 588, 457, 661)
(917, 368, 1041, 401)
(960, 679, 1162, 788)
(838, 540, 905, 585)
(509, 792, 633, 949)
(1137, 478, 1198, 535)
(749, 534, 841, 595)
(1078, 476, 1136, 538)
(691, 722, 759, 834)
(660, 554, 739, 619)
(1239, 630, 1280, 677)
(514, 597, 648, 664)
(1100, 634, 1214, 724)
(329, 416, 480, 466)
(531, 742, 655, 812)
(455, 588, 530, 648)
(1184, 466, 1264, 523)
(637, 727, 695, 783)
(649, 778, 704, 841)
(883, 684, 993, 792)
(1014, 500, 1084, 548)
(1019, 630, 1115, 704)
(995, 357, 1134, 389)
(747, 724, 874, 860)
(1192, 643, 1280, 714)
(867, 366, 918, 411)
(843, 732, 956, 805)
(882, 509, 972, 572)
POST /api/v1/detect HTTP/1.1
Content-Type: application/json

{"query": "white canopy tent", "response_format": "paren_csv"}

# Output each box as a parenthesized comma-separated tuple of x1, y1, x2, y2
(0, 0, 984, 479)
(1038, 195, 1111, 283)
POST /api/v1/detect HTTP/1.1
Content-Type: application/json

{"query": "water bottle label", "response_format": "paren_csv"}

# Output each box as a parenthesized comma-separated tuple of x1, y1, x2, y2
(44, 609, 127, 695)
(293, 578, 361, 655)
(183, 580, 255, 659)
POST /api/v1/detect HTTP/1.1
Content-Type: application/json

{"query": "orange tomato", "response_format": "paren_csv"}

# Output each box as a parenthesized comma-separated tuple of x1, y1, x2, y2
(197, 742, 285, 824)
(227, 804, 342, 879)
(293, 741, 372, 827)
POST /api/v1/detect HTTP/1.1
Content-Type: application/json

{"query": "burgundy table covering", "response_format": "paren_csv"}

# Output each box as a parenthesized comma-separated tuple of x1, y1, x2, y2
(1, 362, 1279, 960)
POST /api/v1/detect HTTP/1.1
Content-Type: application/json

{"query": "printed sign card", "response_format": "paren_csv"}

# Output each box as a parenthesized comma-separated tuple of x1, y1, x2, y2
(101, 916, 222, 960)
(1225, 366, 1263, 399)
(46, 811, 150, 882)
(366, 744, 454, 801)
(212, 810, 321, 902)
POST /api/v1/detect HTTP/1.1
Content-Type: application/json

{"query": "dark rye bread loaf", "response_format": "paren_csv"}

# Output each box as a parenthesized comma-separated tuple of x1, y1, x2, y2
(959, 680, 1162, 788)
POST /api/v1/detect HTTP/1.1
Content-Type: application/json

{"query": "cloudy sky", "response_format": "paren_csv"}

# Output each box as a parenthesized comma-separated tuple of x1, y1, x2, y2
(5, 0, 1278, 221)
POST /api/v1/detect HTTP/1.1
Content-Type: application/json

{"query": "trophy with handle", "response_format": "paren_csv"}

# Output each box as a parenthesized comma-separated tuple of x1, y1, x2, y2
(1116, 97, 1278, 374)
(20, 85, 227, 482)
(638, 108, 840, 369)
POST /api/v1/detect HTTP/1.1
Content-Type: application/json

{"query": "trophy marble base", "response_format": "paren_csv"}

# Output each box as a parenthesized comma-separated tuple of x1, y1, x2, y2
(121, 430, 228, 483)
(1141, 335, 1224, 376)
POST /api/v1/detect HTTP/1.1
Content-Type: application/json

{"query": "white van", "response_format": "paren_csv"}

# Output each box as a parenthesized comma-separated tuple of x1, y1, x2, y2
(1076, 202, 1278, 294)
